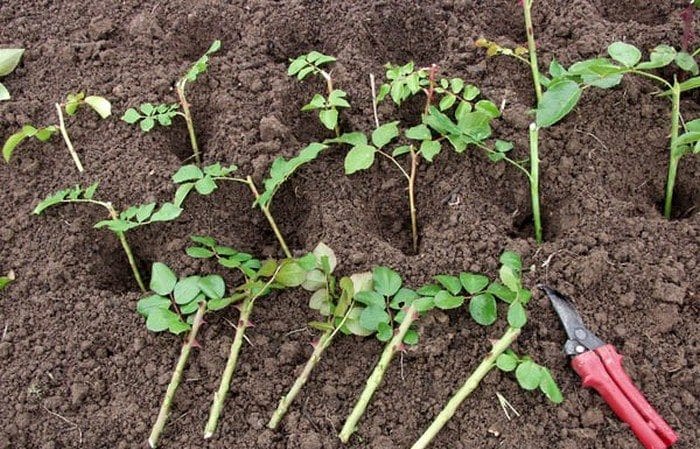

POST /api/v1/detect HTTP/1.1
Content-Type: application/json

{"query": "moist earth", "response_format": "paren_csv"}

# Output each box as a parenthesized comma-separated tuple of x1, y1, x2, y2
(0, 1, 698, 448)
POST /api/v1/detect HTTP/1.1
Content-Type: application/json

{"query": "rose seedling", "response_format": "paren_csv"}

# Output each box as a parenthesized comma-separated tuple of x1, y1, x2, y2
(33, 183, 183, 292)
(0, 48, 24, 101)
(410, 251, 562, 449)
(122, 40, 220, 165)
(183, 236, 312, 438)
(171, 162, 297, 257)
(139, 262, 226, 448)
(3, 91, 111, 172)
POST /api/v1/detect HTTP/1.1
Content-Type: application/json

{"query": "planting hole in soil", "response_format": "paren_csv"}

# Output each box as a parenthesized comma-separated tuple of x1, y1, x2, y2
(1, 1, 697, 449)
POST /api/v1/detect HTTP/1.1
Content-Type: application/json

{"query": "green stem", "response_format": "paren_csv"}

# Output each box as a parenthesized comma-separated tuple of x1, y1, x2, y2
(176, 81, 201, 166)
(55, 103, 84, 172)
(338, 306, 419, 443)
(408, 147, 419, 254)
(529, 123, 542, 243)
(522, 0, 542, 103)
(410, 327, 521, 449)
(246, 176, 292, 258)
(106, 205, 146, 292)
(664, 80, 682, 219)
(268, 328, 335, 429)
(148, 302, 207, 448)
(203, 296, 255, 438)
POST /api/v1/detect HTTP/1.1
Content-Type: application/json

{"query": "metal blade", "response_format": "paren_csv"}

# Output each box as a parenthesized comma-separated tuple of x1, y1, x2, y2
(538, 285, 605, 355)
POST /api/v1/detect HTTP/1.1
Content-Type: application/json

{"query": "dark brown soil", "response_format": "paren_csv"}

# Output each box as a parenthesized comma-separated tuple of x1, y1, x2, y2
(1, 1, 698, 448)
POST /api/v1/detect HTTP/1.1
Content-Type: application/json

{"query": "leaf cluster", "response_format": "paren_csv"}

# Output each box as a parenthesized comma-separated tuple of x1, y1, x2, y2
(121, 103, 180, 132)
(302, 89, 350, 130)
(137, 262, 225, 334)
(287, 51, 336, 80)
(94, 202, 182, 233)
(0, 48, 24, 101)
(186, 235, 263, 278)
(171, 162, 238, 206)
(182, 40, 221, 84)
(33, 182, 99, 215)
(496, 350, 563, 404)
(64, 92, 112, 119)
(3, 124, 57, 162)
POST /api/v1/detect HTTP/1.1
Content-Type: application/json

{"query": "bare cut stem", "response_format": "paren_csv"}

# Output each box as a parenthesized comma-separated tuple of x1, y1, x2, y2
(522, 0, 542, 103)
(55, 103, 84, 173)
(338, 306, 419, 443)
(175, 80, 201, 166)
(148, 302, 207, 448)
(408, 146, 419, 253)
(203, 295, 254, 438)
(410, 326, 521, 449)
(245, 176, 292, 258)
(268, 328, 334, 429)
(529, 124, 542, 244)
(664, 79, 681, 219)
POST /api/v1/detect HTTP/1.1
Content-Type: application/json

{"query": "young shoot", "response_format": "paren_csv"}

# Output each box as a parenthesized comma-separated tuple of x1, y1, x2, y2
(288, 51, 347, 134)
(122, 40, 221, 165)
(410, 251, 562, 449)
(139, 262, 226, 448)
(0, 270, 15, 291)
(171, 161, 297, 258)
(3, 92, 112, 172)
(0, 48, 24, 101)
(184, 236, 312, 439)
(33, 183, 183, 292)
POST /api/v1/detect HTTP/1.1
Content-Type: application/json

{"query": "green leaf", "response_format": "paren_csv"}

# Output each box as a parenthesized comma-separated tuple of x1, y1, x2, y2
(636, 45, 676, 69)
(328, 89, 350, 108)
(675, 51, 699, 75)
(549, 59, 567, 78)
(412, 297, 435, 312)
(136, 294, 170, 316)
(496, 353, 518, 372)
(121, 108, 141, 124)
(371, 121, 400, 148)
(403, 329, 419, 345)
(360, 305, 390, 331)
(135, 203, 156, 222)
(180, 294, 204, 314)
(198, 275, 225, 299)
(190, 235, 217, 247)
(515, 360, 543, 391)
(309, 289, 332, 315)
(344, 144, 376, 174)
(540, 368, 564, 403)
(146, 308, 180, 333)
(434, 290, 465, 310)
(459, 273, 489, 294)
(276, 261, 307, 287)
(389, 287, 419, 309)
(319, 109, 338, 130)
(607, 42, 642, 67)
(405, 124, 432, 141)
(195, 176, 217, 195)
(0, 82, 9, 101)
(495, 140, 514, 153)
(392, 145, 411, 157)
(373, 266, 402, 297)
(434, 275, 462, 295)
(302, 94, 326, 111)
(469, 293, 497, 325)
(150, 203, 182, 222)
(416, 284, 441, 296)
(168, 319, 191, 335)
(84, 182, 99, 199)
(140, 117, 155, 132)
(173, 183, 194, 207)
(332, 132, 367, 146)
(507, 301, 527, 328)
(450, 78, 464, 94)
(313, 241, 337, 273)
(424, 106, 461, 135)
(172, 165, 204, 183)
(174, 276, 201, 304)
(376, 322, 393, 341)
(536, 79, 582, 128)
(474, 100, 500, 118)
(0, 48, 24, 77)
(355, 291, 385, 308)
(288, 57, 307, 76)
(439, 95, 456, 111)
(3, 128, 30, 162)
(419, 140, 441, 162)
(186, 246, 214, 258)
(677, 76, 700, 93)
(150, 263, 177, 296)
(499, 265, 520, 292)
(488, 282, 517, 303)
(84, 96, 112, 119)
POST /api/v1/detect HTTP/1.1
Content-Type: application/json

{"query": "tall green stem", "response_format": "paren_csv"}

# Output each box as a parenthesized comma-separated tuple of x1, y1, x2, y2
(664, 80, 681, 219)
(246, 176, 292, 258)
(338, 306, 419, 443)
(55, 103, 84, 172)
(148, 302, 207, 448)
(523, 0, 542, 103)
(204, 296, 255, 438)
(408, 147, 419, 254)
(529, 123, 542, 243)
(410, 327, 521, 449)
(175, 81, 201, 166)
(268, 328, 335, 429)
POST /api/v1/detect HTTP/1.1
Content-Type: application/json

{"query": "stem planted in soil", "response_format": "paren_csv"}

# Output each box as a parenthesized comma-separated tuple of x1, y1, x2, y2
(268, 328, 335, 429)
(338, 306, 419, 443)
(175, 80, 201, 166)
(408, 146, 419, 254)
(204, 296, 255, 438)
(529, 123, 542, 244)
(106, 205, 146, 292)
(148, 301, 207, 448)
(410, 326, 521, 449)
(245, 176, 292, 258)
(664, 80, 681, 219)
(55, 103, 84, 172)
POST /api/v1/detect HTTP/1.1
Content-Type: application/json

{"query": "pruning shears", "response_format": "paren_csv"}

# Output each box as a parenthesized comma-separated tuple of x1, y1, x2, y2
(538, 285, 678, 449)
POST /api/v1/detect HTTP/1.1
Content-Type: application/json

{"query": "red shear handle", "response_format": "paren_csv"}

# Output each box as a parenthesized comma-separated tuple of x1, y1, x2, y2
(572, 347, 675, 449)
(594, 345, 677, 447)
